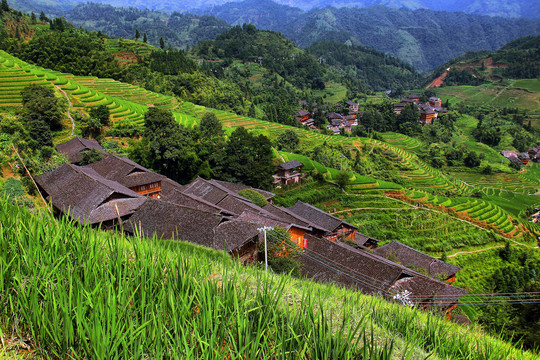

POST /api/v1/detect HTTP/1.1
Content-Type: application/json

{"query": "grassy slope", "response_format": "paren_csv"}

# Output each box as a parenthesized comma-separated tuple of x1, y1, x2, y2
(1, 200, 538, 360)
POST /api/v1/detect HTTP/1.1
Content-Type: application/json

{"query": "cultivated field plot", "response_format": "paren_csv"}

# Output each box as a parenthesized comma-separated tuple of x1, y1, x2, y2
(399, 190, 532, 240)
(449, 170, 539, 194)
(278, 152, 402, 193)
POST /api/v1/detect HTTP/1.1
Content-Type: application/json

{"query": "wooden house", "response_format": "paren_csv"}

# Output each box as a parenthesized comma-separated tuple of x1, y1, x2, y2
(420, 106, 436, 124)
(428, 97, 442, 107)
(518, 152, 530, 164)
(182, 177, 276, 217)
(500, 150, 522, 165)
(237, 210, 311, 250)
(345, 100, 359, 112)
(301, 235, 467, 318)
(296, 109, 310, 123)
(287, 201, 357, 242)
(407, 94, 420, 103)
(35, 163, 145, 227)
(56, 136, 104, 164)
(123, 199, 261, 264)
(393, 103, 406, 114)
(374, 241, 461, 283)
(274, 160, 304, 185)
(87, 154, 164, 198)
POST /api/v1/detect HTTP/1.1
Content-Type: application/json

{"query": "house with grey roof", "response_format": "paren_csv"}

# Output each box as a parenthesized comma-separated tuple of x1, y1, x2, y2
(374, 241, 461, 283)
(301, 235, 467, 318)
(274, 160, 304, 185)
(56, 137, 104, 164)
(123, 198, 260, 263)
(287, 201, 357, 242)
(86, 154, 165, 198)
(35, 163, 145, 227)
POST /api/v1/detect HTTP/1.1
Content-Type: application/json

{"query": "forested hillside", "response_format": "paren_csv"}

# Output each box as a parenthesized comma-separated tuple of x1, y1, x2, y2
(427, 35, 540, 86)
(198, 0, 540, 72)
(65, 3, 231, 50)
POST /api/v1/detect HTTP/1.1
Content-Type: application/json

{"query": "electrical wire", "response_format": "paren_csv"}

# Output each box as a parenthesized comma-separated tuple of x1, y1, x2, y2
(263, 230, 540, 307)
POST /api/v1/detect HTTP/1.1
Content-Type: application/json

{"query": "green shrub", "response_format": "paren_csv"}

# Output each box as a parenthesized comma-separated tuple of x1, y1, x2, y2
(238, 188, 268, 208)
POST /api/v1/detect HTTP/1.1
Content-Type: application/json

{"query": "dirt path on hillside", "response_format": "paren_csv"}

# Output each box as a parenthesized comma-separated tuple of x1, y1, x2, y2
(447, 245, 504, 258)
(426, 67, 450, 88)
(55, 85, 74, 136)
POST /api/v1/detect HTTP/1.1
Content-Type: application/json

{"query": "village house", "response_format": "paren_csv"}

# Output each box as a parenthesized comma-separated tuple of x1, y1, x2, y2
(419, 105, 436, 124)
(393, 103, 406, 114)
(123, 198, 261, 263)
(407, 94, 420, 103)
(301, 235, 467, 318)
(56, 136, 104, 164)
(428, 97, 442, 107)
(346, 100, 359, 112)
(87, 154, 165, 198)
(287, 201, 357, 242)
(500, 150, 522, 165)
(274, 160, 305, 185)
(35, 163, 146, 227)
(374, 241, 461, 283)
(263, 203, 328, 244)
(518, 152, 530, 164)
(237, 210, 311, 249)
(296, 109, 310, 123)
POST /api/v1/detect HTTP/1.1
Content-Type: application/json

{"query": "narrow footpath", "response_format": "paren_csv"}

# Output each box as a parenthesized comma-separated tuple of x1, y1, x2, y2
(55, 85, 74, 136)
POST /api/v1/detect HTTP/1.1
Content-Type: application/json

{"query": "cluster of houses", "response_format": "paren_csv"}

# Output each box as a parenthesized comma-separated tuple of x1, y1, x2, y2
(500, 146, 540, 165)
(296, 100, 362, 134)
(393, 94, 449, 124)
(36, 136, 467, 317)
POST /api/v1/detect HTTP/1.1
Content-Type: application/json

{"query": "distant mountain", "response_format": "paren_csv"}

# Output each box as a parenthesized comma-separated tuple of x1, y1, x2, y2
(11, 0, 540, 18)
(199, 0, 540, 72)
(426, 35, 540, 87)
(64, 3, 231, 50)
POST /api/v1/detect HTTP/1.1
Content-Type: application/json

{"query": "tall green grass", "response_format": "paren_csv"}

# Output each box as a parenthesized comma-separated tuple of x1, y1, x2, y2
(1, 201, 537, 359)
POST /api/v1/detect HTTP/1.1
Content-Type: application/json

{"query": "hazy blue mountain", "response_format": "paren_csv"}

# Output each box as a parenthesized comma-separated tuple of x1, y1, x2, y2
(12, 0, 540, 18)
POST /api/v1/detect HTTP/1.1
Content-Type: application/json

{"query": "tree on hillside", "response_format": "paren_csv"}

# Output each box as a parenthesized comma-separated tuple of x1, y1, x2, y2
(143, 33, 147, 43)
(89, 105, 110, 127)
(1, 0, 9, 12)
(464, 151, 481, 168)
(143, 107, 201, 183)
(21, 84, 64, 131)
(30, 12, 36, 24)
(160, 37, 165, 49)
(135, 29, 140, 41)
(211, 127, 274, 189)
(39, 11, 48, 22)
(275, 129, 299, 153)
(199, 112, 224, 139)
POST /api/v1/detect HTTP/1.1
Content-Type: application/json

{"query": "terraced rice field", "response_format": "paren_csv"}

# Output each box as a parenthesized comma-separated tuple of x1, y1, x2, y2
(399, 190, 526, 238)
(278, 152, 402, 193)
(449, 170, 539, 194)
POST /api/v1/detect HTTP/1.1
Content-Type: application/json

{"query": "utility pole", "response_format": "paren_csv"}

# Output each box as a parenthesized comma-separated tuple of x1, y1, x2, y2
(257, 226, 273, 271)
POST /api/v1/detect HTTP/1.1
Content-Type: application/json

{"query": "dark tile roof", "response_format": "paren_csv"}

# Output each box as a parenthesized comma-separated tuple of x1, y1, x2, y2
(393, 103, 406, 108)
(35, 163, 143, 225)
(302, 235, 467, 303)
(56, 137, 104, 164)
(161, 187, 229, 215)
(331, 119, 342, 126)
(277, 160, 303, 171)
(287, 201, 357, 233)
(296, 110, 310, 117)
(213, 220, 260, 252)
(408, 94, 420, 98)
(208, 179, 275, 200)
(159, 178, 186, 198)
(374, 241, 461, 279)
(263, 204, 326, 232)
(237, 210, 311, 232)
(124, 198, 221, 248)
(124, 199, 259, 252)
(327, 112, 343, 120)
(87, 154, 164, 189)
(355, 232, 380, 247)
(181, 177, 229, 204)
(345, 100, 358, 106)
(429, 97, 441, 102)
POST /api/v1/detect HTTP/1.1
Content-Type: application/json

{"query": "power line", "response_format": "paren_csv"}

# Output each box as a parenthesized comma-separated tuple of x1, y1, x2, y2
(265, 231, 540, 306)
